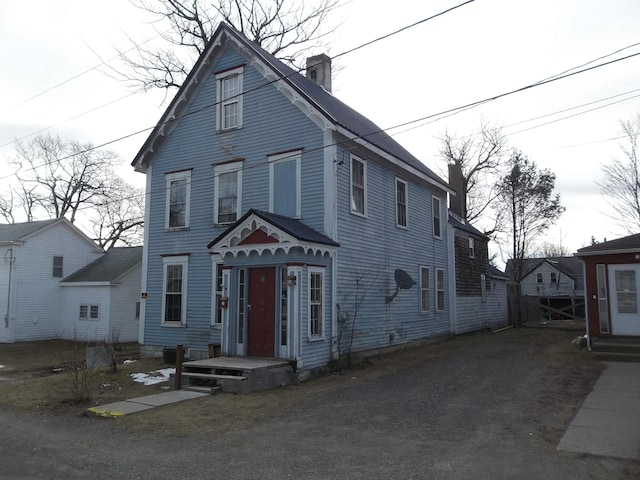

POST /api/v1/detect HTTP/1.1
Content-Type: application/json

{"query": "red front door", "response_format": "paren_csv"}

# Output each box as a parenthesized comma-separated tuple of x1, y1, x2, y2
(247, 267, 276, 357)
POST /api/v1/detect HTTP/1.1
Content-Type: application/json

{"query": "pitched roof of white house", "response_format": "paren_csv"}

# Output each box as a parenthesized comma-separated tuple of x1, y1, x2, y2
(131, 22, 452, 193)
(61, 246, 142, 284)
(0, 218, 101, 251)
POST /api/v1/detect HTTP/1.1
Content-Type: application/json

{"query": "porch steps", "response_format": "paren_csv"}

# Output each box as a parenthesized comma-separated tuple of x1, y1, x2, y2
(591, 337, 640, 362)
(173, 356, 294, 394)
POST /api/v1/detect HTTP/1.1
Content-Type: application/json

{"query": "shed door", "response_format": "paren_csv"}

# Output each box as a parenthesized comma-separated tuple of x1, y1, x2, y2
(608, 265, 640, 335)
(247, 268, 276, 357)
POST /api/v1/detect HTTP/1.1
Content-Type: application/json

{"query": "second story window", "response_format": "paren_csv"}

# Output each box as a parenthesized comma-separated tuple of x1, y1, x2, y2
(53, 256, 63, 277)
(216, 66, 244, 131)
(350, 155, 366, 216)
(537, 272, 543, 283)
(396, 178, 408, 228)
(269, 150, 301, 218)
(469, 237, 475, 258)
(433, 196, 442, 238)
(165, 170, 191, 229)
(214, 161, 242, 225)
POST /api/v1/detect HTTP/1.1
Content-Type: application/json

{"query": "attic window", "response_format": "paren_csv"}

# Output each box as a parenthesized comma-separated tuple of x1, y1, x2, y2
(216, 66, 244, 131)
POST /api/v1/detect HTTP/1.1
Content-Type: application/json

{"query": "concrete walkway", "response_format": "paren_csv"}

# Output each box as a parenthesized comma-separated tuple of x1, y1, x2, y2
(558, 361, 640, 460)
(87, 390, 208, 418)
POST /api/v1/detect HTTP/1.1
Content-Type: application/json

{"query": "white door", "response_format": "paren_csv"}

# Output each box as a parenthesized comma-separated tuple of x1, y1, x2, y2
(608, 265, 640, 336)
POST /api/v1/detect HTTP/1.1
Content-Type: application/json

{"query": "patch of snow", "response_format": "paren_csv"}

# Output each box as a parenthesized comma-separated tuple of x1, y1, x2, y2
(0, 365, 4, 369)
(129, 368, 175, 386)
(123, 359, 137, 364)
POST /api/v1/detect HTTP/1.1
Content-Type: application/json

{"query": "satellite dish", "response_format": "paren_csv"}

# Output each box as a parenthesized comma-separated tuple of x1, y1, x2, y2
(385, 269, 416, 304)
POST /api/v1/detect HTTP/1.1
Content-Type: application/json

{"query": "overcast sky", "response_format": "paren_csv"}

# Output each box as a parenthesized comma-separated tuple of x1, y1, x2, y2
(1, 0, 640, 259)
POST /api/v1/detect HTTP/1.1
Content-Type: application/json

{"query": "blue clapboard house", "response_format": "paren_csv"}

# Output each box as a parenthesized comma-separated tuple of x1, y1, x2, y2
(132, 23, 454, 374)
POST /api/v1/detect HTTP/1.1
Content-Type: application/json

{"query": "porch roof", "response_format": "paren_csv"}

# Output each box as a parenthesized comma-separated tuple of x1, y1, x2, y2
(207, 209, 339, 258)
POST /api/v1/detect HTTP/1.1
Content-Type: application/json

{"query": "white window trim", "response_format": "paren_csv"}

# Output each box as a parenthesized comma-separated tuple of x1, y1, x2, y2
(216, 66, 244, 131)
(79, 304, 100, 321)
(308, 266, 325, 340)
(161, 255, 189, 327)
(419, 266, 430, 313)
(268, 150, 302, 218)
(395, 177, 408, 228)
(469, 237, 475, 258)
(165, 170, 191, 230)
(214, 161, 243, 225)
(436, 267, 445, 312)
(211, 254, 223, 327)
(432, 195, 442, 239)
(350, 155, 367, 217)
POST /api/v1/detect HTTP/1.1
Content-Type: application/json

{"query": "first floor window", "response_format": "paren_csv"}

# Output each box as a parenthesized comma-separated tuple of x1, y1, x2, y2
(480, 274, 487, 302)
(212, 259, 223, 325)
(536, 272, 543, 283)
(550, 272, 557, 284)
(420, 266, 430, 312)
(79, 304, 99, 321)
(163, 256, 189, 325)
(309, 268, 324, 337)
(135, 301, 140, 320)
(436, 268, 445, 312)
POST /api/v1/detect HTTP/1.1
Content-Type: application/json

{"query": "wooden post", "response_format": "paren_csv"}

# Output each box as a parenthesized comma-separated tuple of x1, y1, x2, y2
(175, 344, 183, 390)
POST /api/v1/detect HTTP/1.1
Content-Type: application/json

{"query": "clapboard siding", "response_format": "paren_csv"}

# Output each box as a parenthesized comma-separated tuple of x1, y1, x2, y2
(4, 222, 102, 342)
(109, 265, 142, 342)
(59, 286, 111, 341)
(335, 142, 450, 355)
(142, 43, 327, 351)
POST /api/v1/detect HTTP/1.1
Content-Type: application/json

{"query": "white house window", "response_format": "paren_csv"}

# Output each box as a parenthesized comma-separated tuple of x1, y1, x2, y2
(351, 155, 366, 216)
(480, 274, 487, 302)
(216, 66, 244, 131)
(165, 170, 191, 229)
(135, 301, 140, 320)
(436, 268, 445, 312)
(536, 272, 543, 283)
(469, 237, 475, 258)
(550, 272, 557, 284)
(269, 150, 301, 218)
(309, 267, 324, 338)
(432, 196, 441, 238)
(53, 256, 63, 277)
(396, 178, 408, 228)
(79, 304, 99, 321)
(162, 255, 189, 325)
(214, 161, 242, 224)
(420, 266, 430, 313)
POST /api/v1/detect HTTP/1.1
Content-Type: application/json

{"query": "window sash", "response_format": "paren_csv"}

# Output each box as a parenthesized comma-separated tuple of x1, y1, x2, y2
(169, 178, 187, 228)
(53, 256, 63, 277)
(214, 163, 242, 224)
(79, 304, 99, 321)
(269, 151, 301, 218)
(396, 179, 407, 227)
(469, 237, 475, 258)
(217, 68, 243, 131)
(420, 266, 430, 312)
(351, 157, 366, 215)
(164, 263, 184, 323)
(309, 270, 324, 337)
(436, 268, 445, 311)
(432, 196, 441, 238)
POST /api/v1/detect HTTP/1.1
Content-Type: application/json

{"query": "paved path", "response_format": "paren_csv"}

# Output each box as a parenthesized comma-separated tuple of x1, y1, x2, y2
(558, 361, 640, 460)
(87, 390, 208, 417)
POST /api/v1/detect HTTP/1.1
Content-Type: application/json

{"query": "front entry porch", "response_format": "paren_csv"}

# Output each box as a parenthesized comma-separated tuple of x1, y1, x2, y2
(175, 356, 294, 394)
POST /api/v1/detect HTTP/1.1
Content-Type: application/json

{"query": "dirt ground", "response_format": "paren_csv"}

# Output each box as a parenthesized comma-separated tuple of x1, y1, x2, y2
(1, 327, 639, 480)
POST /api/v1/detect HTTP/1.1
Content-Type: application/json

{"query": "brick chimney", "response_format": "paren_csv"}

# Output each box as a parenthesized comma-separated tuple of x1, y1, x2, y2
(306, 54, 332, 93)
(448, 162, 467, 220)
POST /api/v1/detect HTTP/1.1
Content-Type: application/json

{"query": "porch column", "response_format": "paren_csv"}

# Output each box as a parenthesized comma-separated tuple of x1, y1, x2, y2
(288, 266, 303, 365)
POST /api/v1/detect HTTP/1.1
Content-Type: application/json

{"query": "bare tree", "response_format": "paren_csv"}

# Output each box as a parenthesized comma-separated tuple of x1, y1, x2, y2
(440, 121, 508, 230)
(598, 115, 640, 233)
(108, 0, 341, 94)
(532, 241, 569, 258)
(11, 134, 119, 224)
(90, 179, 145, 249)
(497, 150, 565, 284)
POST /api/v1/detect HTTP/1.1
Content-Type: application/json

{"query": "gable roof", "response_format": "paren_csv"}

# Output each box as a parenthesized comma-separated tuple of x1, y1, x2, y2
(131, 23, 451, 193)
(505, 257, 584, 280)
(575, 233, 640, 256)
(0, 218, 59, 243)
(0, 218, 101, 251)
(61, 247, 143, 283)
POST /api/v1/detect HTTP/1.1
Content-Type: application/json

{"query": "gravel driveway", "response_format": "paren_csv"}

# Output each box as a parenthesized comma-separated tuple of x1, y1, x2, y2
(1, 328, 638, 479)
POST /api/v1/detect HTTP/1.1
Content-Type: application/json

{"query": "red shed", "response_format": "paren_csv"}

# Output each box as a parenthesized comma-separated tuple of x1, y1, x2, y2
(575, 233, 640, 346)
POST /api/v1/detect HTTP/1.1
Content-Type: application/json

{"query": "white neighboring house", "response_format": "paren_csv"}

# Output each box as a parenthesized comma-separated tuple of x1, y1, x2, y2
(0, 218, 103, 343)
(60, 247, 142, 343)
